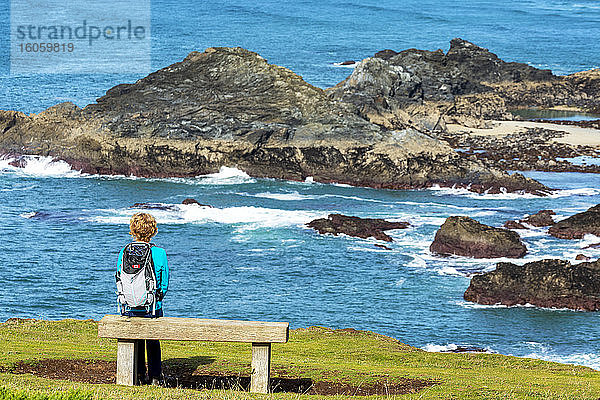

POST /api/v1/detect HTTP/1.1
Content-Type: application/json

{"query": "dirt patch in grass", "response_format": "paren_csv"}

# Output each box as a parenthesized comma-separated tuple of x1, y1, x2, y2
(9, 359, 115, 384)
(8, 359, 437, 396)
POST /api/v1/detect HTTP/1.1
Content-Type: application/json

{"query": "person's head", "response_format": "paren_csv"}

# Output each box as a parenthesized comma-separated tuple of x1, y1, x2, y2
(129, 212, 157, 243)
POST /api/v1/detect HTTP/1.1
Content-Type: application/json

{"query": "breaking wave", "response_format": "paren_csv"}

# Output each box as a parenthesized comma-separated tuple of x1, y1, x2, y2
(0, 155, 82, 178)
(90, 202, 326, 229)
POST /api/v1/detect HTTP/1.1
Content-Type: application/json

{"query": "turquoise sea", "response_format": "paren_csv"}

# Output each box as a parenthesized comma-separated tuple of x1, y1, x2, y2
(1, 0, 600, 370)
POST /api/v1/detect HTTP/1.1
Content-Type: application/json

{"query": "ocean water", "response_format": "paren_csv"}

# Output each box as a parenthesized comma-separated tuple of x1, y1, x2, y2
(2, 0, 600, 371)
(2, 0, 600, 113)
(2, 157, 600, 370)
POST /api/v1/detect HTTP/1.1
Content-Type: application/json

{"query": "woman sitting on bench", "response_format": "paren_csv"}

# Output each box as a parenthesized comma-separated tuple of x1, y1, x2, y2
(115, 212, 169, 385)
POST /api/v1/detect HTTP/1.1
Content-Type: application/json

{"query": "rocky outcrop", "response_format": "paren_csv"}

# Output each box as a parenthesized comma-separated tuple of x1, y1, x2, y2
(430, 216, 527, 258)
(0, 47, 547, 194)
(328, 39, 600, 135)
(464, 259, 600, 311)
(548, 204, 600, 239)
(505, 210, 556, 229)
(327, 38, 554, 130)
(307, 214, 409, 242)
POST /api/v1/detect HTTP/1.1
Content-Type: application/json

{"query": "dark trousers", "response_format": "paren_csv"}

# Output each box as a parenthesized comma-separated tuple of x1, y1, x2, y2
(121, 308, 163, 381)
(137, 339, 161, 379)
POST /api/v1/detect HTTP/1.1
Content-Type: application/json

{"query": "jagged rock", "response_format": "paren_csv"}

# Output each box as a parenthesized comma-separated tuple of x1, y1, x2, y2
(548, 204, 600, 239)
(430, 216, 527, 258)
(464, 259, 600, 311)
(521, 210, 555, 227)
(0, 47, 547, 194)
(504, 220, 526, 230)
(576, 254, 591, 261)
(339, 60, 356, 66)
(307, 214, 409, 242)
(181, 198, 211, 207)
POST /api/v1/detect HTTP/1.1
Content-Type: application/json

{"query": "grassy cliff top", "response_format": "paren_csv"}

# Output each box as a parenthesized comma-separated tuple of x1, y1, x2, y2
(1, 318, 599, 399)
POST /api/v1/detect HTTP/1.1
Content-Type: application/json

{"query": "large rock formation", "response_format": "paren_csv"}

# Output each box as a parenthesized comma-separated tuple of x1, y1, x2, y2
(307, 214, 409, 242)
(548, 204, 600, 239)
(430, 216, 527, 258)
(464, 259, 600, 311)
(327, 38, 555, 130)
(0, 47, 547, 193)
(328, 39, 600, 130)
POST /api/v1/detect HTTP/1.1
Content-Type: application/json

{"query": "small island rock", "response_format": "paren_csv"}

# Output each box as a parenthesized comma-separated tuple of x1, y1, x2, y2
(307, 214, 409, 242)
(464, 258, 600, 311)
(430, 216, 527, 258)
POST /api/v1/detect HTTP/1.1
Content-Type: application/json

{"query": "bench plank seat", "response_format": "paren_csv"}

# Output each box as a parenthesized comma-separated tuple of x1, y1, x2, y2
(98, 315, 289, 342)
(98, 315, 289, 393)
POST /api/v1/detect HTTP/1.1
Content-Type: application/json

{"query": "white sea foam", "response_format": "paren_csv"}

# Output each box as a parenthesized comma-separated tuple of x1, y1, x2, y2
(91, 203, 326, 229)
(528, 353, 600, 370)
(19, 212, 38, 219)
(454, 301, 511, 309)
(193, 166, 255, 185)
(331, 182, 353, 188)
(251, 191, 318, 201)
(455, 300, 581, 312)
(0, 155, 82, 178)
(427, 184, 600, 200)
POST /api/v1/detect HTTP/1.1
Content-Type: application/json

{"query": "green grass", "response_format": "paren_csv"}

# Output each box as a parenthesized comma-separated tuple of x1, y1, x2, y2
(1, 319, 600, 399)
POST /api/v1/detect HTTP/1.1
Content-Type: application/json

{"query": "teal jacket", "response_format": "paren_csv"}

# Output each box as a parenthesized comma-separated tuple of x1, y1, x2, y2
(117, 244, 169, 310)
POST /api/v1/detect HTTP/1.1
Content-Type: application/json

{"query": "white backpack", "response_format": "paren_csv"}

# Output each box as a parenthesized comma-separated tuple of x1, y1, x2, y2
(116, 242, 157, 315)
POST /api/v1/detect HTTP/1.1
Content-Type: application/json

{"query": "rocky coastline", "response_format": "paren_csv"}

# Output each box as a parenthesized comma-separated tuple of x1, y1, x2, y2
(9, 40, 600, 193)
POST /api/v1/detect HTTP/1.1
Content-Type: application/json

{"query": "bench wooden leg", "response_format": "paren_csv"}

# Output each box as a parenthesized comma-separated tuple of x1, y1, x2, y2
(116, 339, 139, 386)
(250, 342, 271, 394)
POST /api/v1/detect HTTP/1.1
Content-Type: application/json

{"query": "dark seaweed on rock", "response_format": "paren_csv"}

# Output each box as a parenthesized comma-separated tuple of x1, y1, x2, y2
(464, 259, 600, 311)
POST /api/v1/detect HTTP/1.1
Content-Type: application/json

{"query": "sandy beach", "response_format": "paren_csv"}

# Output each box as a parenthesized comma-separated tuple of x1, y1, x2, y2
(447, 121, 600, 146)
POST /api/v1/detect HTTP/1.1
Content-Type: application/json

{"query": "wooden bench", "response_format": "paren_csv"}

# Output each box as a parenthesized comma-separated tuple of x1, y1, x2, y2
(98, 315, 289, 393)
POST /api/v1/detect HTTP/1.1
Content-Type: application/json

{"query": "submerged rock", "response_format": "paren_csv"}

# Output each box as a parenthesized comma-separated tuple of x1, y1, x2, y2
(307, 214, 409, 242)
(464, 259, 600, 311)
(0, 47, 548, 194)
(548, 204, 600, 239)
(181, 198, 212, 207)
(430, 216, 527, 258)
(130, 203, 179, 211)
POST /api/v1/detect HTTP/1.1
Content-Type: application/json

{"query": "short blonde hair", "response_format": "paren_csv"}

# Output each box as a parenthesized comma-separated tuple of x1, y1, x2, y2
(129, 213, 157, 242)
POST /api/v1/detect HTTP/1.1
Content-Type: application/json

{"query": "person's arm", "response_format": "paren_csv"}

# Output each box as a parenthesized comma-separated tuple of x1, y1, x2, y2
(116, 248, 124, 279)
(160, 249, 169, 295)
